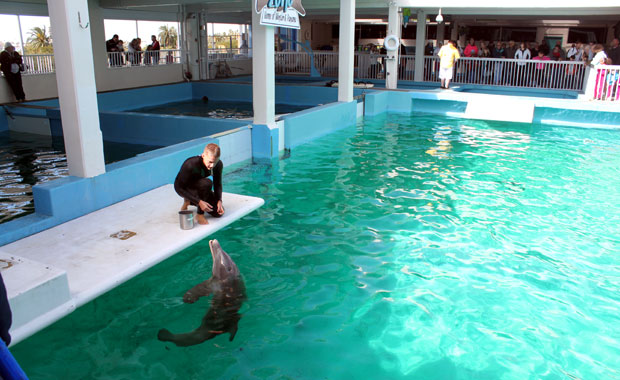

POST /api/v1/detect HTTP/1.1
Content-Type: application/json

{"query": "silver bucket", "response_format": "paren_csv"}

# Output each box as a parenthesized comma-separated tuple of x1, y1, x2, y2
(179, 210, 194, 230)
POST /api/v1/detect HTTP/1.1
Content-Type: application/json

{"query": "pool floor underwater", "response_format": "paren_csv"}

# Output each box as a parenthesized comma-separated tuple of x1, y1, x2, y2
(11, 113, 620, 379)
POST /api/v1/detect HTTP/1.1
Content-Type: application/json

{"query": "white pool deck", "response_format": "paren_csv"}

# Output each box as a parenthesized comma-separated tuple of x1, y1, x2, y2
(0, 184, 264, 346)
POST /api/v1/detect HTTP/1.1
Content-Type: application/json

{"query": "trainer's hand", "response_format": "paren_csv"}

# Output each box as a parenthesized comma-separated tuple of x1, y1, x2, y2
(198, 200, 213, 212)
(216, 200, 225, 215)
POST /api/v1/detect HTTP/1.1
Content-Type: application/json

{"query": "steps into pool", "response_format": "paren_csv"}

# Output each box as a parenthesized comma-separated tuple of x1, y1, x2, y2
(464, 94, 535, 123)
(0, 252, 74, 345)
(0, 184, 264, 345)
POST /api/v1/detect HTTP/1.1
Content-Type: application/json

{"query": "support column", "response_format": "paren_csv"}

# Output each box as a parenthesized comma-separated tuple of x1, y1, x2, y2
(251, 9, 275, 125)
(535, 27, 545, 45)
(185, 12, 200, 80)
(414, 10, 426, 82)
(437, 23, 445, 45)
(606, 25, 615, 45)
(386, 4, 400, 89)
(451, 21, 458, 41)
(48, 0, 105, 177)
(338, 0, 355, 102)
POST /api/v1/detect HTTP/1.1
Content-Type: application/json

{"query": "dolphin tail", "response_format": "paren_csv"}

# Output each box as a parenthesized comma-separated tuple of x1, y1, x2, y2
(158, 328, 216, 347)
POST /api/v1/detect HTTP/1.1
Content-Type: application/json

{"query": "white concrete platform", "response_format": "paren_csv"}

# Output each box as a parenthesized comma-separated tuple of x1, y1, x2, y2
(0, 185, 264, 345)
(464, 94, 535, 123)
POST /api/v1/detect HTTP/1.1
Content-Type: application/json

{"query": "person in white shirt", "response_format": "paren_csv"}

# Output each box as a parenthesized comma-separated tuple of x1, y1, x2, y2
(591, 44, 608, 99)
(514, 42, 532, 86)
(566, 42, 583, 62)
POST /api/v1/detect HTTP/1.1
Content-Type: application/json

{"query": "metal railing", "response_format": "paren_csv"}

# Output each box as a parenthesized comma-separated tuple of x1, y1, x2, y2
(13, 50, 183, 74)
(21, 54, 55, 75)
(17, 50, 612, 98)
(208, 48, 251, 60)
(274, 52, 590, 91)
(107, 49, 181, 68)
(587, 65, 620, 101)
(424, 56, 587, 91)
(274, 51, 391, 79)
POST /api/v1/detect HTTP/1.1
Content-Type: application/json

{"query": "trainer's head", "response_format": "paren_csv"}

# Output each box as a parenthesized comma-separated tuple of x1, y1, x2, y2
(202, 143, 221, 170)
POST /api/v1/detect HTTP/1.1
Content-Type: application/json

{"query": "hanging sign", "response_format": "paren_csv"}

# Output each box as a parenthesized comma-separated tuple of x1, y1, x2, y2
(255, 0, 306, 29)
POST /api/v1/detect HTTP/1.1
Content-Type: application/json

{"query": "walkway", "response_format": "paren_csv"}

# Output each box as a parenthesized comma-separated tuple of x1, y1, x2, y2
(0, 184, 264, 345)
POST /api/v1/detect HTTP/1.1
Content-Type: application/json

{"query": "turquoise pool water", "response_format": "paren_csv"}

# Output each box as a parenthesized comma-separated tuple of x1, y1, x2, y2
(12, 114, 620, 379)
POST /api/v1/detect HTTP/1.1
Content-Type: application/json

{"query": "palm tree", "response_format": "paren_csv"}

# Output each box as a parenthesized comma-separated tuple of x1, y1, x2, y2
(26, 26, 53, 54)
(158, 26, 178, 49)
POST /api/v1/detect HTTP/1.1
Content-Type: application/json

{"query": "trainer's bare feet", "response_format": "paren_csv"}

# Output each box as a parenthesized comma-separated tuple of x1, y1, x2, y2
(196, 213, 209, 225)
(181, 199, 190, 211)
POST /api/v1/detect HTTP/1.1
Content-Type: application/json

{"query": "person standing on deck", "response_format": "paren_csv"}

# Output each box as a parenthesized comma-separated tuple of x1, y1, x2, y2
(438, 40, 460, 89)
(174, 143, 225, 225)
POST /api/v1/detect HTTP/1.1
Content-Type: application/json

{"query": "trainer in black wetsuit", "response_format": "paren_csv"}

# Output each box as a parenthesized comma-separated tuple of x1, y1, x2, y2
(174, 156, 223, 218)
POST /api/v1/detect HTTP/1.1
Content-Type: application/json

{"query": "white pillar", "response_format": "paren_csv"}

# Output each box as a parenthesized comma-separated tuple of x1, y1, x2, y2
(437, 23, 445, 45)
(535, 27, 545, 45)
(606, 25, 614, 45)
(17, 16, 25, 54)
(252, 8, 275, 125)
(338, 0, 355, 102)
(414, 10, 426, 82)
(451, 21, 458, 41)
(386, 4, 400, 89)
(48, 0, 105, 177)
(185, 13, 200, 80)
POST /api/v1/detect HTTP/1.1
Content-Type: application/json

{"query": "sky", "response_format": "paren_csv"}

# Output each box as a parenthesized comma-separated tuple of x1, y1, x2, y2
(0, 13, 244, 53)
(0, 14, 51, 52)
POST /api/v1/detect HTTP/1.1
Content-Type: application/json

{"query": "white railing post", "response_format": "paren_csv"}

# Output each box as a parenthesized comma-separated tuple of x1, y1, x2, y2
(583, 66, 596, 98)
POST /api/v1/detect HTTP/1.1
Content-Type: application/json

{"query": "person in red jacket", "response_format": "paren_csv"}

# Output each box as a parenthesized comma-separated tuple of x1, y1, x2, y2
(463, 38, 479, 83)
(149, 35, 160, 65)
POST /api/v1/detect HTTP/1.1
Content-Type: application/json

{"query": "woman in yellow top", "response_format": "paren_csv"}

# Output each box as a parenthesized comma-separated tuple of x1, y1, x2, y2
(438, 40, 460, 89)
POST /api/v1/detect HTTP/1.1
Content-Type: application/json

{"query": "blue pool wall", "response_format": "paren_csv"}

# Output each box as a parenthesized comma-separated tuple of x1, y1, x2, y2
(46, 109, 248, 146)
(363, 89, 620, 128)
(282, 101, 358, 150)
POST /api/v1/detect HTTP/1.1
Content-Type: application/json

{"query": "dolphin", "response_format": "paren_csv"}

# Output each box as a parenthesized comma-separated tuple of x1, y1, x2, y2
(255, 0, 306, 16)
(158, 239, 247, 346)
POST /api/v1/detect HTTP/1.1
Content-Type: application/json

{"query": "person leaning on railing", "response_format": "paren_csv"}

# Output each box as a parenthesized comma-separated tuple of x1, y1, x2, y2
(463, 38, 479, 83)
(0, 42, 26, 102)
(515, 43, 531, 86)
(532, 50, 551, 88)
(590, 44, 608, 100)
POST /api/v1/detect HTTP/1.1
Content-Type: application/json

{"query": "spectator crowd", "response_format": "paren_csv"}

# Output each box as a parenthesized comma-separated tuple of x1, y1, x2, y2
(105, 34, 162, 67)
(426, 37, 620, 92)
